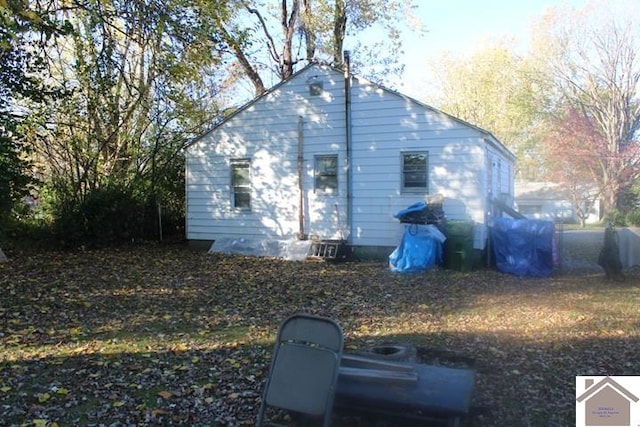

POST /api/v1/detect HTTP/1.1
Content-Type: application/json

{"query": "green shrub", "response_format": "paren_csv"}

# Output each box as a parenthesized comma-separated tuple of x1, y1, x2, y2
(53, 185, 145, 247)
(626, 209, 640, 226)
(606, 210, 627, 227)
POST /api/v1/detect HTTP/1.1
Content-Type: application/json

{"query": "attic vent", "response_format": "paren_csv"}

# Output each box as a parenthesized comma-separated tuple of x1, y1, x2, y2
(309, 81, 323, 96)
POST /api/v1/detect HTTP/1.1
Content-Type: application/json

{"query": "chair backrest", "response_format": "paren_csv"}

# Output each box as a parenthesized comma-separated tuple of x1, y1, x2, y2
(258, 314, 343, 426)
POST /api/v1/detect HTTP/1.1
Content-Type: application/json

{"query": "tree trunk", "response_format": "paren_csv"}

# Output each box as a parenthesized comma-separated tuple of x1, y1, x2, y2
(332, 0, 346, 66)
(220, 28, 266, 96)
(279, 0, 298, 80)
(301, 0, 316, 61)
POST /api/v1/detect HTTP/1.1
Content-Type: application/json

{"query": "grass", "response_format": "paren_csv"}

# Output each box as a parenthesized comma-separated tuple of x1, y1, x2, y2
(0, 241, 639, 426)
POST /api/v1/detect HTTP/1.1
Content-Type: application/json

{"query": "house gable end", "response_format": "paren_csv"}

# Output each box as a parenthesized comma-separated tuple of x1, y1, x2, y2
(185, 63, 345, 151)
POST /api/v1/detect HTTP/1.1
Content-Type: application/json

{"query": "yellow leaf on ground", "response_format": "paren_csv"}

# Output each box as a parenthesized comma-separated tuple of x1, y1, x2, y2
(112, 401, 125, 407)
(158, 390, 172, 399)
(38, 392, 50, 402)
(173, 343, 188, 351)
(0, 386, 11, 393)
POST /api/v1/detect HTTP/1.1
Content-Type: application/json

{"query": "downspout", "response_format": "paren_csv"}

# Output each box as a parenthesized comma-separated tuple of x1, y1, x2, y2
(484, 140, 492, 268)
(297, 116, 305, 240)
(344, 51, 353, 244)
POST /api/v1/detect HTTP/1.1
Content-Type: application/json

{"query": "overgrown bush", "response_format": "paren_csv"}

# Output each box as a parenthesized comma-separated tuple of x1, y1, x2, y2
(52, 185, 146, 247)
(606, 210, 627, 227)
(42, 180, 185, 248)
(1, 181, 185, 249)
(626, 209, 640, 226)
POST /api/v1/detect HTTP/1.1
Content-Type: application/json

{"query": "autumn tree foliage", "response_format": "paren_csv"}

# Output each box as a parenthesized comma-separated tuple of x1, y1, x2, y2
(532, 1, 640, 216)
(543, 107, 640, 226)
(5, 0, 233, 244)
(0, 0, 63, 225)
(433, 44, 550, 180)
(431, 1, 640, 219)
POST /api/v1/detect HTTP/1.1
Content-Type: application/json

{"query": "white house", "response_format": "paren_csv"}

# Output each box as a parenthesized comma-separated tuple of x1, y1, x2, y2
(185, 63, 516, 258)
(514, 181, 601, 225)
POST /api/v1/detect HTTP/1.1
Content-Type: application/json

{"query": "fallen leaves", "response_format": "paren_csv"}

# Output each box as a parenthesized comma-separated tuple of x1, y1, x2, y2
(0, 243, 639, 426)
(157, 390, 172, 399)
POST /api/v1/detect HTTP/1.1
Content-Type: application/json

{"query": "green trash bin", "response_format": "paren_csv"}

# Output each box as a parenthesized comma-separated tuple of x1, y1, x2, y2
(444, 221, 475, 272)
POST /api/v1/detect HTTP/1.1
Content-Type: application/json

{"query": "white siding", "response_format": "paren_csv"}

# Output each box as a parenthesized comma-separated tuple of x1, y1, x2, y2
(186, 66, 348, 241)
(185, 64, 516, 249)
(348, 78, 489, 247)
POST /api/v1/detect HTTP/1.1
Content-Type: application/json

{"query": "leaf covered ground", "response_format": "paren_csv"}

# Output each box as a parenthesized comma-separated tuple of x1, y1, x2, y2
(1, 241, 639, 426)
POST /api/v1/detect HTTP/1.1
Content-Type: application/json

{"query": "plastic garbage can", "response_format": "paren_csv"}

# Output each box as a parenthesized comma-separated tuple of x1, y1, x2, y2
(445, 221, 475, 272)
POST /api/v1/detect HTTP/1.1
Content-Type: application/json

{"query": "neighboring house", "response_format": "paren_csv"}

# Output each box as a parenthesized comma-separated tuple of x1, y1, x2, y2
(185, 62, 515, 257)
(514, 181, 601, 225)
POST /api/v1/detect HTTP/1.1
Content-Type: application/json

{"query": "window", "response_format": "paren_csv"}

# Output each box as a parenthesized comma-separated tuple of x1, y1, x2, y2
(315, 155, 338, 194)
(402, 152, 428, 191)
(231, 159, 251, 210)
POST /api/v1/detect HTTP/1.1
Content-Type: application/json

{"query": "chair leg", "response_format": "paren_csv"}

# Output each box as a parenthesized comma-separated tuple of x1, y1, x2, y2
(447, 415, 461, 427)
(256, 400, 267, 426)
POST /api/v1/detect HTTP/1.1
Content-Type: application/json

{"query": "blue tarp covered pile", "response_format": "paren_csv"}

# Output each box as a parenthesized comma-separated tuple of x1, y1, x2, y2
(393, 201, 429, 223)
(393, 201, 445, 224)
(389, 224, 446, 273)
(491, 218, 555, 277)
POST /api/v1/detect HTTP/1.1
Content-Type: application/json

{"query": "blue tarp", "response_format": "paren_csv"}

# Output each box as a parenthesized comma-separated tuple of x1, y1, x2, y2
(393, 202, 428, 220)
(389, 224, 446, 273)
(491, 218, 555, 277)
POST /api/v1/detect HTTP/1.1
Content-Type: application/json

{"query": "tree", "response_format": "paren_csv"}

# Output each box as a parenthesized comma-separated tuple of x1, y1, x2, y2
(542, 107, 615, 227)
(432, 42, 551, 180)
(222, 0, 420, 96)
(531, 1, 640, 216)
(35, 0, 228, 194)
(20, 0, 232, 242)
(0, 0, 61, 222)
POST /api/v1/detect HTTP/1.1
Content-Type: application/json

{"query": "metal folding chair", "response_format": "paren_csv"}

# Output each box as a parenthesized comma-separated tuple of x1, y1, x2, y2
(257, 313, 344, 427)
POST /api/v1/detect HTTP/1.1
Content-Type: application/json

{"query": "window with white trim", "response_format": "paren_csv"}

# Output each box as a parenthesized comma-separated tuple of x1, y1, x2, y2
(315, 155, 338, 194)
(231, 159, 251, 210)
(402, 152, 428, 192)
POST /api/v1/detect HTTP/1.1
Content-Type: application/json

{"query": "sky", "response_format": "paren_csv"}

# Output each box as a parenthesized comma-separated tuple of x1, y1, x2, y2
(386, 0, 590, 101)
